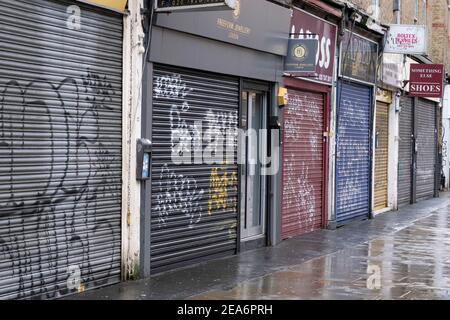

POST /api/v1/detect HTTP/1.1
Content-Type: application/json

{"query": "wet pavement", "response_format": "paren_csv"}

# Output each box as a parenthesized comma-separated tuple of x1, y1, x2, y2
(69, 193, 450, 300)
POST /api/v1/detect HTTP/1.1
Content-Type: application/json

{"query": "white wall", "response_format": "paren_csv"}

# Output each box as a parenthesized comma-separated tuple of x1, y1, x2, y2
(442, 85, 450, 189)
(121, 0, 145, 280)
(387, 92, 400, 210)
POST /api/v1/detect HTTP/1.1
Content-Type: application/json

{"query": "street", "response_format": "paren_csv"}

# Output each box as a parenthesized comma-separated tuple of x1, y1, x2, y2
(71, 193, 450, 300)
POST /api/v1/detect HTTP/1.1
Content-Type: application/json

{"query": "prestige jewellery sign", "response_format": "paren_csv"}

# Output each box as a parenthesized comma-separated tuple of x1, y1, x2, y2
(284, 38, 318, 75)
(155, 0, 292, 56)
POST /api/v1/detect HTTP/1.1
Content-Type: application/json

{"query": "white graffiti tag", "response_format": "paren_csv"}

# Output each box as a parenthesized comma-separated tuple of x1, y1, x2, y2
(154, 164, 204, 228)
(284, 155, 316, 230)
(154, 74, 193, 99)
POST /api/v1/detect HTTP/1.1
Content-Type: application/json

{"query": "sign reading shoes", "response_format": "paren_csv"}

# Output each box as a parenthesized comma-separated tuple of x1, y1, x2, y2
(156, 0, 237, 12)
(409, 64, 444, 98)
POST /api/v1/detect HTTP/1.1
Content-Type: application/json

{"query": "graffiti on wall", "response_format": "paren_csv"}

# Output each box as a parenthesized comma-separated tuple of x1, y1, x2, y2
(153, 72, 238, 229)
(284, 155, 316, 227)
(282, 92, 322, 233)
(0, 69, 121, 299)
(208, 168, 238, 216)
(154, 164, 204, 228)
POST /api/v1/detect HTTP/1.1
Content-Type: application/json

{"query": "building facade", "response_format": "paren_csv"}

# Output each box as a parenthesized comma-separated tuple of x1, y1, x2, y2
(0, 0, 447, 299)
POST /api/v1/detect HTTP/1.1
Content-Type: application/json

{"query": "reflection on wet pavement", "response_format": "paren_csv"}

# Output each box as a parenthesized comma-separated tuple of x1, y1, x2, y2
(192, 210, 450, 300)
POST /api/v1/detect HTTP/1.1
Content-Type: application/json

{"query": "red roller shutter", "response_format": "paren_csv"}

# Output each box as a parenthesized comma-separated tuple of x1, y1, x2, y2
(281, 89, 325, 239)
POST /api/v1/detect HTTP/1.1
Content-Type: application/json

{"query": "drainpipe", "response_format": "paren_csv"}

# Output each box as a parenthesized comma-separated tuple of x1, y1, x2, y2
(394, 0, 401, 24)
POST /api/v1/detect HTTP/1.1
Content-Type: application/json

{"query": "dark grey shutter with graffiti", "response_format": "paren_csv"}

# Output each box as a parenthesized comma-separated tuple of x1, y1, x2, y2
(0, 0, 122, 299)
(151, 65, 239, 273)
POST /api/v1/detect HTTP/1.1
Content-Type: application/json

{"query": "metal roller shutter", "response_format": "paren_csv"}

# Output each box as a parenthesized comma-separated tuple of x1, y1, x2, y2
(0, 0, 123, 299)
(416, 98, 437, 201)
(374, 101, 389, 211)
(398, 97, 413, 206)
(281, 89, 324, 239)
(335, 82, 372, 225)
(151, 65, 239, 273)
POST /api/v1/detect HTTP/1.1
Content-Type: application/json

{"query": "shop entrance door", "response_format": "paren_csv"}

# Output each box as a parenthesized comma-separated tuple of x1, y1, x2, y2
(240, 90, 268, 240)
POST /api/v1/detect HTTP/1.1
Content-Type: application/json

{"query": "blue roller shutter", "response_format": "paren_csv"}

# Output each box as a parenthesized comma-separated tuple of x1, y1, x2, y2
(335, 82, 372, 225)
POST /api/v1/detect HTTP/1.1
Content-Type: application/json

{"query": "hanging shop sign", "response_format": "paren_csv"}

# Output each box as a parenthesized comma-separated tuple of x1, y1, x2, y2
(77, 0, 127, 12)
(409, 64, 444, 98)
(284, 38, 318, 74)
(384, 24, 427, 55)
(155, 0, 291, 56)
(340, 30, 378, 85)
(290, 8, 337, 84)
(155, 0, 236, 12)
(379, 53, 403, 88)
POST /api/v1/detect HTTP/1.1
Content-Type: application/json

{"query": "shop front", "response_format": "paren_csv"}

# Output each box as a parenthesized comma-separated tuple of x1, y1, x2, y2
(335, 30, 378, 226)
(143, 0, 291, 274)
(0, 0, 124, 299)
(373, 89, 392, 213)
(397, 58, 439, 206)
(281, 8, 337, 239)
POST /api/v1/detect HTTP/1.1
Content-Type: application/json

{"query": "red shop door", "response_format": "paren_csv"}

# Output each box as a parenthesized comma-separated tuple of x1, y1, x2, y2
(281, 89, 325, 239)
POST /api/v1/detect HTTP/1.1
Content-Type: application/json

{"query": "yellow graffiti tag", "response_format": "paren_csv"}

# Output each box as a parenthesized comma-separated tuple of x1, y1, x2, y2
(208, 168, 238, 215)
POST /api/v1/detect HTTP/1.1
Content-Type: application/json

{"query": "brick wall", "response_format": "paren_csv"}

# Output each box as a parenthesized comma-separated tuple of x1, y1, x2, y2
(429, 0, 449, 69)
(345, 0, 450, 70)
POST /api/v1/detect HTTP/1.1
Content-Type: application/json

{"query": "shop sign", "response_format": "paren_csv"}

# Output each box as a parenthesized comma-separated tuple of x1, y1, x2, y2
(409, 64, 444, 98)
(385, 24, 427, 55)
(340, 30, 378, 85)
(289, 8, 337, 84)
(284, 38, 318, 75)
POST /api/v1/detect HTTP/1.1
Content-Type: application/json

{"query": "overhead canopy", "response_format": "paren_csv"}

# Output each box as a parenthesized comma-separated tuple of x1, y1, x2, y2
(77, 0, 127, 12)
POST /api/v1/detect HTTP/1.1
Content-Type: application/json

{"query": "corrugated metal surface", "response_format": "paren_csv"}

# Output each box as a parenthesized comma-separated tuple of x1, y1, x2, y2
(281, 89, 324, 239)
(0, 0, 123, 299)
(416, 98, 436, 201)
(335, 82, 371, 225)
(374, 101, 389, 211)
(397, 97, 413, 206)
(151, 65, 239, 273)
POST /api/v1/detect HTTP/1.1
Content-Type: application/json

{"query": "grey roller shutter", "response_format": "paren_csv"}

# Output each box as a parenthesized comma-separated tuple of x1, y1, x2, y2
(398, 97, 413, 207)
(335, 82, 372, 225)
(416, 98, 436, 201)
(0, 0, 122, 299)
(151, 65, 239, 273)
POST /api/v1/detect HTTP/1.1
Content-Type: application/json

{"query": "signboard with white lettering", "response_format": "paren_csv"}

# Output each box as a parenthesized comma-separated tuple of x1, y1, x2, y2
(385, 24, 427, 55)
(409, 64, 444, 98)
(380, 53, 403, 88)
(155, 0, 291, 56)
(155, 0, 236, 12)
(289, 8, 337, 84)
(284, 38, 318, 74)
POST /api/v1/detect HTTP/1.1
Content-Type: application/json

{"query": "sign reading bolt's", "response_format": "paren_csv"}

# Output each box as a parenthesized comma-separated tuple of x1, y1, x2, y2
(409, 64, 444, 98)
